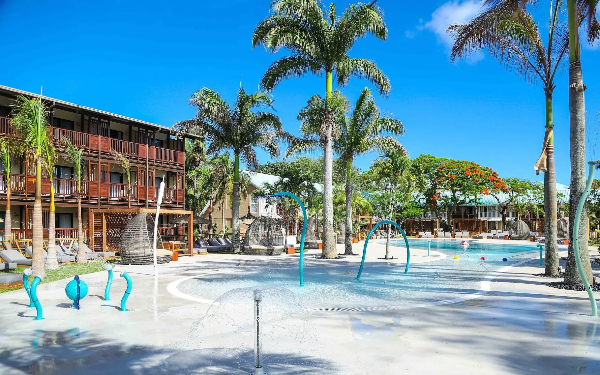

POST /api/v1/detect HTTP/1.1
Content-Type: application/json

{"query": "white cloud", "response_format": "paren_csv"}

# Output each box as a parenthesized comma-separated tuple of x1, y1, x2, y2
(425, 0, 485, 62)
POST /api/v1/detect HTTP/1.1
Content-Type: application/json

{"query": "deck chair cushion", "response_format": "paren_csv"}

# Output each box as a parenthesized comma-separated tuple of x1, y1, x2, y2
(0, 262, 16, 271)
(0, 250, 32, 266)
(0, 273, 22, 285)
(24, 246, 47, 259)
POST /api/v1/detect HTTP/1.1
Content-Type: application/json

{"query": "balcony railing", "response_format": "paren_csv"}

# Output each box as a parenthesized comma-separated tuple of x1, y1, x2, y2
(0, 228, 89, 242)
(0, 174, 26, 194)
(109, 183, 129, 200)
(0, 116, 184, 165)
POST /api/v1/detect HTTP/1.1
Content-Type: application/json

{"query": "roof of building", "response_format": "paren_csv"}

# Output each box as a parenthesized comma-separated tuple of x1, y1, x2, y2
(0, 84, 192, 136)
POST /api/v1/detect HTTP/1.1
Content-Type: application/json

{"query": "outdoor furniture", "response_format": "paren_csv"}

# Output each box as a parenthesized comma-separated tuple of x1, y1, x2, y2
(423, 232, 434, 238)
(0, 250, 32, 266)
(417, 232, 425, 238)
(119, 213, 171, 265)
(0, 273, 21, 286)
(493, 231, 509, 239)
(24, 246, 47, 259)
(473, 232, 492, 239)
(0, 260, 16, 271)
(73, 243, 115, 259)
(57, 245, 76, 263)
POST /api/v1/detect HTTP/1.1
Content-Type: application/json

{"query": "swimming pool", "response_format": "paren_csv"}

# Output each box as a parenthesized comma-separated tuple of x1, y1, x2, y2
(172, 240, 539, 312)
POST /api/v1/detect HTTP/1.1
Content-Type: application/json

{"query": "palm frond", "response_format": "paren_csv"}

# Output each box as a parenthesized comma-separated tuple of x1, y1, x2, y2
(333, 2, 387, 52)
(62, 137, 84, 193)
(285, 136, 321, 157)
(335, 57, 391, 96)
(260, 56, 323, 91)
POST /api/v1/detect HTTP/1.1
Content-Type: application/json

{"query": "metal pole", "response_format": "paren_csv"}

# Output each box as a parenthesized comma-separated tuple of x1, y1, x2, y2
(153, 178, 165, 278)
(252, 289, 266, 375)
(537, 243, 544, 267)
(572, 161, 598, 317)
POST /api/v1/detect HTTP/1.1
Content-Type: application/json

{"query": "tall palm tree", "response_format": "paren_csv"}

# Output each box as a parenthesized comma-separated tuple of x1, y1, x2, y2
(252, 0, 391, 258)
(11, 95, 52, 277)
(63, 138, 86, 263)
(449, 1, 569, 276)
(43, 141, 58, 270)
(483, 0, 598, 283)
(0, 136, 19, 250)
(174, 87, 285, 252)
(369, 149, 413, 259)
(289, 88, 405, 255)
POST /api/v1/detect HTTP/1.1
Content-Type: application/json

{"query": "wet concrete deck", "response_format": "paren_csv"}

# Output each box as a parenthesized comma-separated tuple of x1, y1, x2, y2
(0, 241, 599, 374)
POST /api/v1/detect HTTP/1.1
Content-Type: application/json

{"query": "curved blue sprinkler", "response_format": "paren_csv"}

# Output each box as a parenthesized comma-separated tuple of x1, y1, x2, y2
(537, 243, 544, 267)
(572, 161, 598, 317)
(356, 220, 410, 281)
(30, 275, 44, 320)
(104, 264, 114, 301)
(23, 269, 34, 308)
(266, 192, 307, 287)
(120, 272, 132, 311)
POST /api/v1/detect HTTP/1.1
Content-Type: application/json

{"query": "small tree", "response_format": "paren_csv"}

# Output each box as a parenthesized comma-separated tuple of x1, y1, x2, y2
(11, 95, 52, 277)
(113, 150, 131, 208)
(43, 141, 58, 269)
(63, 138, 86, 263)
(0, 136, 20, 250)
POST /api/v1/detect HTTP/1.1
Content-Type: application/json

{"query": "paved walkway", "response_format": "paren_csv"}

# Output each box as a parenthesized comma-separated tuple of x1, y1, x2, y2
(0, 240, 599, 374)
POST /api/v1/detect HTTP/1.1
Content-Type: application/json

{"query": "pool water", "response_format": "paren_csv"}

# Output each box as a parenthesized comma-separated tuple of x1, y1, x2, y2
(177, 240, 539, 311)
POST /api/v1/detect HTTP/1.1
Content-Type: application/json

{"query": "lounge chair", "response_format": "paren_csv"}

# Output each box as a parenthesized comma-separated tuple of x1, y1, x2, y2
(0, 249, 32, 266)
(443, 232, 451, 238)
(423, 232, 434, 238)
(473, 232, 492, 239)
(73, 243, 114, 259)
(417, 232, 425, 238)
(493, 231, 508, 239)
(24, 246, 47, 260)
(0, 272, 21, 285)
(455, 232, 464, 238)
(206, 238, 230, 252)
(56, 245, 76, 263)
(0, 259, 16, 271)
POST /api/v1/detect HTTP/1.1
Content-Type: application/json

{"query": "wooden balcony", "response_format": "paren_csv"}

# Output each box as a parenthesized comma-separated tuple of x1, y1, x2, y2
(0, 228, 89, 241)
(1, 116, 185, 166)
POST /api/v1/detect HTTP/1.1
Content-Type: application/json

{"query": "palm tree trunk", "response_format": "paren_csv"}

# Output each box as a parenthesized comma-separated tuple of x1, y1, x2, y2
(32, 159, 45, 277)
(344, 158, 354, 255)
(5, 184, 11, 250)
(76, 196, 85, 263)
(46, 183, 59, 270)
(565, 0, 592, 285)
(322, 71, 336, 258)
(544, 94, 559, 276)
(232, 155, 241, 253)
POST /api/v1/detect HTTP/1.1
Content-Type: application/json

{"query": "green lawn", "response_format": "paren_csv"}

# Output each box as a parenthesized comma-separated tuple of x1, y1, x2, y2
(1, 260, 109, 293)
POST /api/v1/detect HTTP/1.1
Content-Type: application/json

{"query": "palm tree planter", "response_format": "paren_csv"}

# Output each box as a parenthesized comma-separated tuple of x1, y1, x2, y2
(253, 0, 392, 258)
(174, 87, 285, 253)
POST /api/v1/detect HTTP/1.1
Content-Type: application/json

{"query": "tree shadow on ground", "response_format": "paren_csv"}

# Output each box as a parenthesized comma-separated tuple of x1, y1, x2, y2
(0, 330, 337, 375)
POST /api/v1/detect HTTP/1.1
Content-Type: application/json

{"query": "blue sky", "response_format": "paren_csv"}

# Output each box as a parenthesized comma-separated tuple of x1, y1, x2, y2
(0, 0, 599, 185)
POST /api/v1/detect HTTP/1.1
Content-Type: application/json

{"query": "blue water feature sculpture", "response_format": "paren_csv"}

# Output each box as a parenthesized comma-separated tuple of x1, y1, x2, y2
(23, 269, 34, 308)
(120, 272, 132, 311)
(257, 192, 307, 287)
(65, 275, 89, 310)
(104, 264, 114, 301)
(573, 161, 598, 317)
(356, 220, 410, 281)
(427, 240, 431, 257)
(30, 275, 43, 320)
(537, 243, 544, 267)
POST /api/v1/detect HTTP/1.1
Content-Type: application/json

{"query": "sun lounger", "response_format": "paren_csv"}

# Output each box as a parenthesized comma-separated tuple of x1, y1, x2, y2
(24, 246, 47, 260)
(423, 232, 434, 238)
(0, 273, 21, 285)
(0, 249, 32, 266)
(73, 243, 114, 259)
(56, 245, 76, 263)
(493, 231, 508, 239)
(417, 232, 425, 238)
(473, 232, 492, 239)
(0, 260, 16, 271)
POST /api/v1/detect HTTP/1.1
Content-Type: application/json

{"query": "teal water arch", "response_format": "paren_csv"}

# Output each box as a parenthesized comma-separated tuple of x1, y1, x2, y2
(356, 220, 410, 281)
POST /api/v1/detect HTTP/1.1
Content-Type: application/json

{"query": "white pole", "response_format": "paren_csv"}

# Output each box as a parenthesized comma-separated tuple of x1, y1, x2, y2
(153, 178, 165, 277)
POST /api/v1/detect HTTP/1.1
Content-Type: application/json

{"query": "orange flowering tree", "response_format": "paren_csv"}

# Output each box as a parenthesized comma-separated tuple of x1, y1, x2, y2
(489, 177, 543, 229)
(413, 154, 508, 232)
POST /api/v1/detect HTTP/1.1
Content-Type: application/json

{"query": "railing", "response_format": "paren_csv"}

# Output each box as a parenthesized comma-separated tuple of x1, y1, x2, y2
(154, 186, 179, 203)
(0, 174, 26, 194)
(52, 127, 90, 149)
(0, 228, 88, 242)
(110, 138, 139, 156)
(109, 183, 129, 200)
(53, 178, 89, 198)
(0, 117, 13, 135)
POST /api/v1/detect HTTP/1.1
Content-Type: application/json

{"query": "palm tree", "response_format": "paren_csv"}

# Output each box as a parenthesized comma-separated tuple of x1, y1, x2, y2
(0, 136, 20, 250)
(11, 95, 52, 277)
(174, 87, 284, 252)
(449, 1, 569, 276)
(113, 150, 131, 208)
(43, 141, 58, 270)
(63, 138, 86, 263)
(369, 149, 412, 259)
(252, 0, 391, 258)
(289, 88, 405, 255)
(480, 0, 598, 283)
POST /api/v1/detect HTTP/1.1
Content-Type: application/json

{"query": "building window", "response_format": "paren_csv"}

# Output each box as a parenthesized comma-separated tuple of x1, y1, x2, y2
(56, 213, 73, 228)
(250, 200, 258, 213)
(53, 165, 74, 179)
(110, 172, 123, 184)
(53, 118, 75, 130)
(154, 139, 164, 148)
(110, 129, 123, 140)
